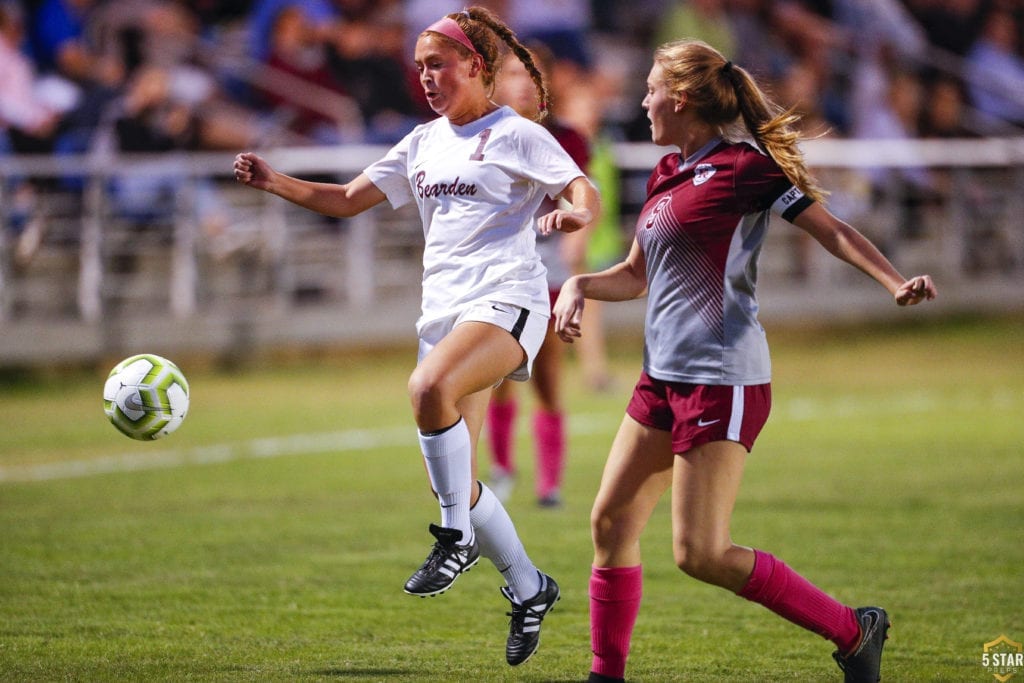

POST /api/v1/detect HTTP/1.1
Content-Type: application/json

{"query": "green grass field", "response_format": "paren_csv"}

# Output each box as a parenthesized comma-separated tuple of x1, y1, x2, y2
(1, 315, 1022, 682)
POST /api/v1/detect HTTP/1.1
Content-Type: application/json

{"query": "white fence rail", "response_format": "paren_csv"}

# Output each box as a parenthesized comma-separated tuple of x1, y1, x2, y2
(1, 139, 1022, 364)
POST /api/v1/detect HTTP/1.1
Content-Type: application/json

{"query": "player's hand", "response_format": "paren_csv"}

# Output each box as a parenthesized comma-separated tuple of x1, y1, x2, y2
(233, 152, 275, 191)
(895, 275, 937, 306)
(553, 277, 585, 343)
(537, 207, 592, 235)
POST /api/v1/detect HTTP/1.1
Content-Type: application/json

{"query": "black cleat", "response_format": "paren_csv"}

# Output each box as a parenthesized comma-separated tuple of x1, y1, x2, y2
(587, 673, 625, 683)
(833, 606, 891, 682)
(502, 572, 560, 666)
(403, 524, 479, 597)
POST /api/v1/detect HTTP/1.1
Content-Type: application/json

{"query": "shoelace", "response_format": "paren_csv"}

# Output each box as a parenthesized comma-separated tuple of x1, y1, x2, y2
(420, 542, 451, 572)
(506, 602, 542, 635)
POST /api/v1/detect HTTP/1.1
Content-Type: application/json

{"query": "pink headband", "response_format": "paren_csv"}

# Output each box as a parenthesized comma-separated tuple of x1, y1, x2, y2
(425, 16, 480, 57)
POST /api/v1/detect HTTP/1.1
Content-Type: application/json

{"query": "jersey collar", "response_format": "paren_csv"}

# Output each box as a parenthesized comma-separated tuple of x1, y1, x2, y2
(679, 136, 723, 173)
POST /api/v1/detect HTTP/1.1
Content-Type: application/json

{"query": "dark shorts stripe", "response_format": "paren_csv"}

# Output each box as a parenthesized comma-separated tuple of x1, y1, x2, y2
(510, 308, 529, 341)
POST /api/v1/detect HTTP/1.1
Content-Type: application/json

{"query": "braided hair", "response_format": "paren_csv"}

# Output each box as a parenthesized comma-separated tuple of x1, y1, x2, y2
(429, 6, 551, 121)
(654, 40, 827, 203)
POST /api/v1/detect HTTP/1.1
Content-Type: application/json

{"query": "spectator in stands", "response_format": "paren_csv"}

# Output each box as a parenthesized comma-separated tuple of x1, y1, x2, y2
(112, 64, 202, 214)
(0, 2, 63, 153)
(507, 0, 593, 71)
(89, 1, 204, 75)
(247, 0, 338, 62)
(506, 0, 594, 109)
(855, 50, 938, 239)
(260, 3, 361, 144)
(964, 6, 1024, 130)
(919, 74, 973, 139)
(110, 64, 245, 259)
(189, 0, 250, 31)
(727, 0, 790, 81)
(28, 0, 124, 155)
(87, 0, 262, 152)
(902, 0, 986, 57)
(0, 1, 58, 266)
(324, 2, 433, 143)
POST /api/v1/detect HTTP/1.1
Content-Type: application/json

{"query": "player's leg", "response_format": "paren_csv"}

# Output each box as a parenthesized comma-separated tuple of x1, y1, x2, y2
(589, 415, 674, 682)
(410, 320, 524, 431)
(530, 322, 566, 506)
(670, 439, 755, 589)
(673, 440, 887, 680)
(413, 312, 562, 664)
(472, 474, 560, 665)
(486, 378, 518, 501)
(404, 321, 523, 597)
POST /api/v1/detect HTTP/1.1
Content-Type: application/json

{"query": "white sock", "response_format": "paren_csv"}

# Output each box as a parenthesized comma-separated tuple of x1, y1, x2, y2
(419, 418, 474, 544)
(470, 481, 541, 602)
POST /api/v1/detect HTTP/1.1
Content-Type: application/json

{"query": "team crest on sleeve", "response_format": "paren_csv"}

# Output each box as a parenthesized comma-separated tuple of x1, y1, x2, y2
(693, 163, 717, 186)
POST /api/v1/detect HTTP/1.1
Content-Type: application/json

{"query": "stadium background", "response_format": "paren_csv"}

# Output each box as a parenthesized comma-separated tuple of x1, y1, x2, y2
(1, 0, 1023, 363)
(1, 2, 1023, 681)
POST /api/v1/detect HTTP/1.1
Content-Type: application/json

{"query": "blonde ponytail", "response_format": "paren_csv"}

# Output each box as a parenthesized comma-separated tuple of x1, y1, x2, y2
(655, 40, 827, 202)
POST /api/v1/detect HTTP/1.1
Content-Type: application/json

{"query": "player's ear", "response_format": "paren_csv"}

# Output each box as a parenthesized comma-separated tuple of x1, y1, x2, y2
(468, 53, 484, 78)
(674, 92, 687, 113)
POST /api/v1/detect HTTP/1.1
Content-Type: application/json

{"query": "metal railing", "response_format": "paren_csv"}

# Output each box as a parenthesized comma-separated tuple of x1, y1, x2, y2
(2, 139, 1023, 364)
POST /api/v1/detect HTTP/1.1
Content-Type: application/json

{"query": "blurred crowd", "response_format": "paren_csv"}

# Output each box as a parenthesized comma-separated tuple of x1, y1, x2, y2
(2, 0, 1024, 159)
(2, 0, 1024, 267)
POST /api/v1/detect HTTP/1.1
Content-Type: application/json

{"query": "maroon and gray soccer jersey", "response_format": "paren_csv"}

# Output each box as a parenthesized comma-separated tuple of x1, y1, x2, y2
(636, 137, 812, 385)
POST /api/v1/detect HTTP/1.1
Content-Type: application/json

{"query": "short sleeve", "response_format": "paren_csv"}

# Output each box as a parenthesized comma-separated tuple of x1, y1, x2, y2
(363, 135, 415, 209)
(515, 121, 585, 199)
(733, 144, 813, 221)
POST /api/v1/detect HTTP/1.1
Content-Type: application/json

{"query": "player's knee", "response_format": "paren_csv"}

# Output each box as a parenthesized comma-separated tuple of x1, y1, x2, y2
(591, 506, 632, 553)
(408, 368, 440, 413)
(673, 541, 726, 583)
(407, 367, 455, 423)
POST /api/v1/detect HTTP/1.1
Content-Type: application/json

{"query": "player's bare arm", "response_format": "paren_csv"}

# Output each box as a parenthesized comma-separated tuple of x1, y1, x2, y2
(553, 239, 648, 343)
(792, 202, 937, 306)
(537, 175, 600, 235)
(233, 152, 387, 218)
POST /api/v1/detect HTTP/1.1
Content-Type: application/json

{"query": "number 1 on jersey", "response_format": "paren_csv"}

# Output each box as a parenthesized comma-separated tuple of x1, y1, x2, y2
(470, 128, 492, 161)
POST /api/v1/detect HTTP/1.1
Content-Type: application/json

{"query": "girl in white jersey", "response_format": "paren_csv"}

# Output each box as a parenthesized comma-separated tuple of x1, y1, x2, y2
(553, 40, 936, 683)
(234, 6, 600, 667)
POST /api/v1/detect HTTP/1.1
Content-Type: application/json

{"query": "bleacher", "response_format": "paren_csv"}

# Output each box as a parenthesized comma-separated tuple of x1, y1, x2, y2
(2, 138, 1022, 365)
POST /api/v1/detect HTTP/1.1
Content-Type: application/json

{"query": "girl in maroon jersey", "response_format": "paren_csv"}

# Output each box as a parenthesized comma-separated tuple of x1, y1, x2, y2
(553, 40, 936, 683)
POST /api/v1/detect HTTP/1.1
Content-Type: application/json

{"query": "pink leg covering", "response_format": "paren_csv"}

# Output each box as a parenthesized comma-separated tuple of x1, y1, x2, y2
(533, 408, 564, 499)
(738, 550, 860, 653)
(486, 399, 517, 474)
(590, 565, 642, 680)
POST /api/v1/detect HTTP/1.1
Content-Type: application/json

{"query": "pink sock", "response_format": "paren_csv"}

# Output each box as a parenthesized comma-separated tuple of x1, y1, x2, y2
(486, 399, 517, 475)
(590, 565, 642, 679)
(738, 550, 860, 653)
(533, 409, 564, 498)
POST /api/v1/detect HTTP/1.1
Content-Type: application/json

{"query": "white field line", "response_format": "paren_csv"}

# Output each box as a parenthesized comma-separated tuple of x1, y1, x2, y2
(1, 390, 1015, 484)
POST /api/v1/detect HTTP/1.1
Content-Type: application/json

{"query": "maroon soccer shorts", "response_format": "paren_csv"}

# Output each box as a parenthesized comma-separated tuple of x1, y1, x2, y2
(625, 371, 771, 453)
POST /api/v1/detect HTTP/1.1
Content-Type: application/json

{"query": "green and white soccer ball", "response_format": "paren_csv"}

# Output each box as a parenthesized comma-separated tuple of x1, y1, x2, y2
(103, 354, 190, 440)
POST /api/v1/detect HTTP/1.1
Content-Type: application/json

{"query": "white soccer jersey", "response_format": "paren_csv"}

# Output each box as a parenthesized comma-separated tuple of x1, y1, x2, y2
(364, 106, 585, 333)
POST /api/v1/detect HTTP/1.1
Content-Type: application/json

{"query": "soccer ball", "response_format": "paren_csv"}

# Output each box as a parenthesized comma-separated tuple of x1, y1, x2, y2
(103, 354, 190, 440)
